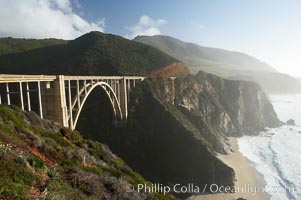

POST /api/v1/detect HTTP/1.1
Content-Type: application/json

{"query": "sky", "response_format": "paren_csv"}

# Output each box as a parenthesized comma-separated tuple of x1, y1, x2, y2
(0, 0, 300, 77)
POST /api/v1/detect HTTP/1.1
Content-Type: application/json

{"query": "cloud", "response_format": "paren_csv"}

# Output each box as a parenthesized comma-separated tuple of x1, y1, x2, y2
(0, 0, 104, 39)
(125, 15, 167, 39)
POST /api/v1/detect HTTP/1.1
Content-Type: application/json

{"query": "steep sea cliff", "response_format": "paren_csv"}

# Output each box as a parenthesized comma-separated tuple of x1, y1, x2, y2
(77, 71, 280, 197)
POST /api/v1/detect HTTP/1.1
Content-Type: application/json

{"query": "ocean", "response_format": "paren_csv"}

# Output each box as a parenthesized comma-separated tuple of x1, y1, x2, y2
(238, 94, 301, 200)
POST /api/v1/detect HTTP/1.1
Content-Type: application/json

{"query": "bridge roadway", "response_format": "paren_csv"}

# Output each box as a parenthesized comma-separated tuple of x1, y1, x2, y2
(0, 74, 145, 129)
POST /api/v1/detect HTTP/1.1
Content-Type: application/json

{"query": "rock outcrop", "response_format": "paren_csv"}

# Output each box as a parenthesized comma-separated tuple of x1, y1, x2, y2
(287, 119, 296, 126)
(147, 61, 191, 77)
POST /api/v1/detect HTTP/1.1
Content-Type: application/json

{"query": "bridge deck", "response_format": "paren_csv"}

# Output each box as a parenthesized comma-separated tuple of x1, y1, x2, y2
(63, 76, 145, 80)
(0, 74, 56, 83)
(0, 74, 145, 129)
(0, 74, 144, 83)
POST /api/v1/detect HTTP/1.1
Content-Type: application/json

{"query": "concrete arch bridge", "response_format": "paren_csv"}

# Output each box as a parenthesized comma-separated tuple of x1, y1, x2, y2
(0, 74, 144, 130)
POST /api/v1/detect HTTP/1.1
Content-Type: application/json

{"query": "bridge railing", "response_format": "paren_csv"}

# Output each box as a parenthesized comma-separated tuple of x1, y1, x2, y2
(0, 74, 56, 83)
(0, 74, 145, 82)
(63, 76, 145, 80)
(0, 74, 145, 130)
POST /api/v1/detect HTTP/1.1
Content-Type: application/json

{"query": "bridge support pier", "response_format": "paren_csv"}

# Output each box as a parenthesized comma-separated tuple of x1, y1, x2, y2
(26, 82, 31, 111)
(43, 76, 68, 127)
(6, 83, 10, 105)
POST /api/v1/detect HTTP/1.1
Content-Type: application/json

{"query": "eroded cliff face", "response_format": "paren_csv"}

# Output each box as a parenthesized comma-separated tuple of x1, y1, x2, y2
(138, 72, 279, 157)
(76, 72, 280, 198)
(149, 71, 280, 138)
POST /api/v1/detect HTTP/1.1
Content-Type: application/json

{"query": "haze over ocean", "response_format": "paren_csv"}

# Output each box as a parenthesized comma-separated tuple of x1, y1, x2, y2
(238, 94, 301, 200)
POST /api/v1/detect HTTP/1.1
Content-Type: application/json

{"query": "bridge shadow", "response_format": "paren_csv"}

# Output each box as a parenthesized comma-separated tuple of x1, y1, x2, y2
(76, 86, 120, 145)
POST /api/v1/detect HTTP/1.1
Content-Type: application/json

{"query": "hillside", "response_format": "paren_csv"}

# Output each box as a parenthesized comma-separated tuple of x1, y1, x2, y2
(0, 32, 190, 77)
(0, 37, 67, 55)
(0, 104, 174, 200)
(134, 35, 276, 73)
(134, 35, 301, 93)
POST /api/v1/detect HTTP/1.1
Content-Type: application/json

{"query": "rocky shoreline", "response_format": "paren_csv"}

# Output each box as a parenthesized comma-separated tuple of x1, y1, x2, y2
(188, 137, 271, 200)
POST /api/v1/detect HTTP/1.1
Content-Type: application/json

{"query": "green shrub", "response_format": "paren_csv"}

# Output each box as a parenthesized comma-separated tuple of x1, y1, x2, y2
(0, 105, 25, 130)
(0, 124, 25, 146)
(0, 182, 28, 200)
(47, 168, 57, 178)
(104, 167, 123, 178)
(46, 176, 86, 200)
(42, 132, 71, 147)
(27, 156, 45, 170)
(0, 155, 36, 199)
(46, 146, 64, 161)
(61, 158, 79, 167)
(0, 145, 9, 154)
(87, 141, 103, 159)
(60, 128, 83, 145)
(81, 166, 102, 174)
(77, 181, 91, 194)
(15, 156, 26, 165)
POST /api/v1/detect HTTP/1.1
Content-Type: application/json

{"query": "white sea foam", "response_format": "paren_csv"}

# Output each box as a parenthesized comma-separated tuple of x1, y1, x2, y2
(238, 94, 301, 200)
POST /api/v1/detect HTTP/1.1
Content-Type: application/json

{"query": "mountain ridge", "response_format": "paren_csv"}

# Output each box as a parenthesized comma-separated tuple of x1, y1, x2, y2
(0, 32, 190, 77)
(0, 37, 67, 55)
(134, 35, 301, 93)
(134, 35, 277, 73)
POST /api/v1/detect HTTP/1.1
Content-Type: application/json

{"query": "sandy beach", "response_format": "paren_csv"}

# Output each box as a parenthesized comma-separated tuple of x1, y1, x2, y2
(187, 137, 270, 200)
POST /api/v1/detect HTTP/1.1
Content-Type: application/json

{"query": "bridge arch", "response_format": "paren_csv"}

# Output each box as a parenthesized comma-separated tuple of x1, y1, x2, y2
(71, 82, 123, 130)
(0, 75, 145, 130)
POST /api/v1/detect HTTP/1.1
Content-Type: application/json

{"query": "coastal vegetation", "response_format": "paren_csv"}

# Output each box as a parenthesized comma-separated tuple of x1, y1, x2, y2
(0, 32, 189, 77)
(0, 37, 67, 55)
(0, 105, 174, 199)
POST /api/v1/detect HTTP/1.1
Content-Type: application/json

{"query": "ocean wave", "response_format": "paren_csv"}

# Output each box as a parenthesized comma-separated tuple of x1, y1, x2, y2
(238, 94, 301, 200)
